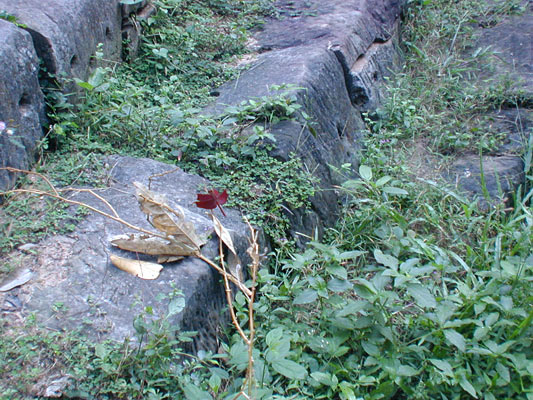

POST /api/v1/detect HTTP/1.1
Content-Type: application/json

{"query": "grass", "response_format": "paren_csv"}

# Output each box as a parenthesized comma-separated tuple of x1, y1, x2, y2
(1, 0, 532, 398)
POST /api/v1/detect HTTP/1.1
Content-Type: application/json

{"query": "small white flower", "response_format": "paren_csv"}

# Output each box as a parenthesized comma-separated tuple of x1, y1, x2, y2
(6, 129, 13, 136)
(0, 121, 5, 132)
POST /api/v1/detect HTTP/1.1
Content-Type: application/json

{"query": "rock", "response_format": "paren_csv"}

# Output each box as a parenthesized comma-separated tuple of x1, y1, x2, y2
(5, 156, 252, 352)
(209, 0, 405, 240)
(0, 20, 45, 191)
(0, 0, 123, 96)
(474, 8, 533, 101)
(446, 155, 525, 206)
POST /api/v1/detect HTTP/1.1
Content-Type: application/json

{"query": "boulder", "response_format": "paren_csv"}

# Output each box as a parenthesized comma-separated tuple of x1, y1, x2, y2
(447, 154, 524, 207)
(474, 8, 533, 101)
(0, 156, 252, 352)
(0, 20, 45, 191)
(0, 0, 123, 95)
(209, 0, 405, 240)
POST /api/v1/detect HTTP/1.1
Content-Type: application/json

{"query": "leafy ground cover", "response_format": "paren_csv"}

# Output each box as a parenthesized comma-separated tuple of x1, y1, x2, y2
(1, 0, 532, 399)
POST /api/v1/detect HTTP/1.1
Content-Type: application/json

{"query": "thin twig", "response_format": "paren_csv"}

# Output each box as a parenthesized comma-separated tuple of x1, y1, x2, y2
(1, 167, 59, 196)
(1, 188, 168, 240)
(197, 254, 252, 298)
(218, 233, 249, 344)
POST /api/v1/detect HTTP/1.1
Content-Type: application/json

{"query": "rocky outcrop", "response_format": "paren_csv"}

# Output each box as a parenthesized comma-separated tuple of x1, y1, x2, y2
(0, 0, 156, 191)
(447, 4, 533, 203)
(1, 156, 251, 352)
(210, 0, 405, 240)
(0, 20, 45, 190)
(0, 0, 123, 95)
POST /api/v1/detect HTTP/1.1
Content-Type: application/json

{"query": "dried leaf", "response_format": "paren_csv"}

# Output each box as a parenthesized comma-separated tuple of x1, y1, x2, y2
(0, 268, 33, 292)
(157, 255, 184, 263)
(212, 214, 242, 281)
(110, 254, 163, 280)
(111, 234, 199, 256)
(134, 182, 206, 250)
(211, 214, 236, 255)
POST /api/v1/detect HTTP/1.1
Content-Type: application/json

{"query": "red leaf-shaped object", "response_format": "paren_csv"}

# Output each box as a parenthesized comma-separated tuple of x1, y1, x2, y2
(195, 189, 228, 216)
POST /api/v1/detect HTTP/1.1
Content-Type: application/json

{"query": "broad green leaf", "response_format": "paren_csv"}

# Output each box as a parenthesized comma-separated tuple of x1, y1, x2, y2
(339, 250, 365, 260)
(397, 365, 418, 376)
(326, 264, 348, 280)
(168, 297, 185, 317)
(310, 372, 336, 387)
(183, 383, 213, 400)
(374, 249, 399, 269)
(361, 341, 380, 356)
(339, 381, 357, 400)
(293, 288, 318, 305)
(429, 359, 454, 377)
(496, 362, 510, 383)
(327, 278, 353, 293)
(406, 283, 437, 309)
(353, 278, 377, 298)
(359, 165, 373, 181)
(459, 377, 478, 398)
(375, 176, 392, 186)
(382, 186, 409, 195)
(95, 343, 107, 359)
(444, 329, 466, 352)
(265, 327, 283, 347)
(271, 358, 307, 380)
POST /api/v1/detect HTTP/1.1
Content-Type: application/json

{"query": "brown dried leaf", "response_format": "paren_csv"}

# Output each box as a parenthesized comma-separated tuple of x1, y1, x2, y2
(157, 255, 184, 264)
(212, 214, 242, 281)
(110, 254, 163, 280)
(211, 214, 236, 255)
(134, 182, 206, 250)
(110, 234, 199, 256)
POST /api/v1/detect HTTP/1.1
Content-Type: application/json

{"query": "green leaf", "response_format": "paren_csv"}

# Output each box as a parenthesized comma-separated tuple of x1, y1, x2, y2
(168, 297, 185, 317)
(382, 186, 409, 195)
(326, 264, 348, 279)
(271, 358, 307, 380)
(459, 377, 478, 398)
(406, 283, 437, 309)
(397, 364, 418, 376)
(183, 384, 213, 400)
(311, 372, 336, 387)
(444, 329, 466, 352)
(359, 165, 373, 181)
(375, 176, 392, 187)
(327, 278, 353, 293)
(496, 362, 510, 383)
(429, 359, 454, 377)
(353, 279, 377, 299)
(374, 249, 399, 269)
(338, 250, 365, 260)
(293, 288, 318, 305)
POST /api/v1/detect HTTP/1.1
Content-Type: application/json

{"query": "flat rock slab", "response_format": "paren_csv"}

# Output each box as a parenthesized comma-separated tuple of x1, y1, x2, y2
(474, 5, 533, 100)
(0, 156, 250, 352)
(210, 0, 404, 238)
(0, 0, 122, 95)
(0, 20, 45, 191)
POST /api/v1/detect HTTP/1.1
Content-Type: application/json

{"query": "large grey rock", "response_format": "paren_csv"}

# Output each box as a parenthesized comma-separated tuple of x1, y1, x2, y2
(474, 8, 533, 101)
(210, 0, 404, 239)
(0, 0, 123, 95)
(0, 156, 251, 352)
(447, 154, 525, 206)
(0, 20, 45, 191)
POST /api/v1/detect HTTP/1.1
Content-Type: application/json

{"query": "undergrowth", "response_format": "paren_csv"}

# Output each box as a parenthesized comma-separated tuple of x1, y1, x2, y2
(1, 0, 532, 399)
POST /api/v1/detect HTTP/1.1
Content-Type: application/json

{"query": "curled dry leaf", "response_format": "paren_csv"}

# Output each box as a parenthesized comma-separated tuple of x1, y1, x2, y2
(212, 213, 243, 282)
(134, 182, 207, 252)
(110, 234, 198, 257)
(110, 254, 163, 280)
